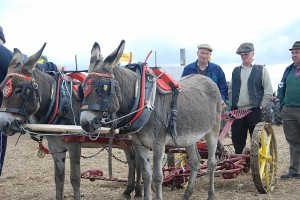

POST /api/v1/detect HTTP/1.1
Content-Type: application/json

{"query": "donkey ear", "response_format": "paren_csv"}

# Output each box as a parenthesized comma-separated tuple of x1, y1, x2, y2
(9, 48, 24, 66)
(7, 48, 24, 73)
(23, 43, 47, 72)
(103, 40, 125, 70)
(88, 42, 102, 72)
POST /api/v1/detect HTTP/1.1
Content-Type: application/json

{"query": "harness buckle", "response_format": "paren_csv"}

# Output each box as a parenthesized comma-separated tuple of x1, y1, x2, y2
(31, 78, 39, 89)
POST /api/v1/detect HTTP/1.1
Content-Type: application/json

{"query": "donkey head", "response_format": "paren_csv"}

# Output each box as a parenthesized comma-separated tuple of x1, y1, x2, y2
(80, 40, 125, 133)
(0, 43, 46, 135)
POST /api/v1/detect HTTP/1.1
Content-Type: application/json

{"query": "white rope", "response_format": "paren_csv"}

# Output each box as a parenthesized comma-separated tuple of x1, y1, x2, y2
(102, 102, 153, 126)
(59, 71, 77, 125)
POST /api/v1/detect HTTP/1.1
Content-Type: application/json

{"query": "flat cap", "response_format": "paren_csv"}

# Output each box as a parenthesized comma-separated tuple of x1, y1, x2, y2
(236, 42, 254, 55)
(198, 44, 213, 52)
(289, 41, 300, 51)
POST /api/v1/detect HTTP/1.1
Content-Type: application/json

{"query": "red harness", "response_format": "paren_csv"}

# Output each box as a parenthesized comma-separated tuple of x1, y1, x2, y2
(1, 73, 33, 98)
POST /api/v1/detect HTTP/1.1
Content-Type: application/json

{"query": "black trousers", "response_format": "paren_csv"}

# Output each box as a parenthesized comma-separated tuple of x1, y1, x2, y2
(231, 107, 261, 154)
(0, 131, 7, 176)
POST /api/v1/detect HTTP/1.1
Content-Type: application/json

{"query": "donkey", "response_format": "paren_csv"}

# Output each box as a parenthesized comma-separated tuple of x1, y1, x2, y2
(80, 40, 222, 200)
(0, 43, 142, 200)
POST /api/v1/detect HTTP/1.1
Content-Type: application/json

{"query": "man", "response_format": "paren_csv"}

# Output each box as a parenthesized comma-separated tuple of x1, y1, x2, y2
(229, 42, 273, 154)
(0, 25, 60, 176)
(278, 41, 300, 179)
(181, 43, 228, 106)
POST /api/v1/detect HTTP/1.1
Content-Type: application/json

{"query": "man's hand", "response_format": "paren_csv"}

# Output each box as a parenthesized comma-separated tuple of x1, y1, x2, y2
(56, 65, 66, 71)
(221, 100, 227, 110)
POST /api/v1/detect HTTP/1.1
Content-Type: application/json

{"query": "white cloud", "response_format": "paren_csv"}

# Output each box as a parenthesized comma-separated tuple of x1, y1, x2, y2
(0, 0, 299, 72)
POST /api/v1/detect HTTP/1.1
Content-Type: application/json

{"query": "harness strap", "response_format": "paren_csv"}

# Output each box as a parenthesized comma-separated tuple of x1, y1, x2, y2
(127, 64, 147, 125)
(0, 73, 40, 118)
(38, 81, 56, 124)
(81, 76, 122, 113)
(0, 107, 21, 113)
(81, 104, 102, 111)
(48, 75, 62, 124)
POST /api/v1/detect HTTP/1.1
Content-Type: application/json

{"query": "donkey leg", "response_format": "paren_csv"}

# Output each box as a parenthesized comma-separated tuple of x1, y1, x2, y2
(122, 147, 137, 200)
(152, 139, 165, 200)
(181, 144, 201, 200)
(68, 142, 82, 200)
(205, 131, 219, 200)
(134, 150, 143, 200)
(48, 141, 67, 200)
(133, 143, 152, 200)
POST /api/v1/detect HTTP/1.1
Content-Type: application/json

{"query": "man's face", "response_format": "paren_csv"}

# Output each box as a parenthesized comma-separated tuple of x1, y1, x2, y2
(240, 51, 254, 65)
(197, 49, 211, 63)
(291, 49, 300, 65)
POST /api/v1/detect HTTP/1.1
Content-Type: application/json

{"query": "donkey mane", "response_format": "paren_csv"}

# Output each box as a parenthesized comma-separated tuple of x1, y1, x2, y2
(113, 66, 138, 115)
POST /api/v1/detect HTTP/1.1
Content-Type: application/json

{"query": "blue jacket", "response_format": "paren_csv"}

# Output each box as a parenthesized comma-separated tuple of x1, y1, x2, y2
(0, 44, 58, 105)
(181, 60, 228, 101)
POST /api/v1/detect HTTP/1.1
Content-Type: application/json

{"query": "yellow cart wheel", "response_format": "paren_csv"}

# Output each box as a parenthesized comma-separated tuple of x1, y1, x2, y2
(250, 122, 277, 194)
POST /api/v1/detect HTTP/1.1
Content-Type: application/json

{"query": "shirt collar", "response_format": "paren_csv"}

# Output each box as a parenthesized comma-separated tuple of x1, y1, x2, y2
(241, 60, 255, 68)
(197, 60, 209, 69)
(294, 63, 300, 68)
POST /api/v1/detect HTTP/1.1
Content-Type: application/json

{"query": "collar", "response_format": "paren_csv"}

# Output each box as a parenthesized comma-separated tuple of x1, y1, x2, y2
(197, 60, 209, 70)
(294, 63, 300, 68)
(242, 60, 255, 68)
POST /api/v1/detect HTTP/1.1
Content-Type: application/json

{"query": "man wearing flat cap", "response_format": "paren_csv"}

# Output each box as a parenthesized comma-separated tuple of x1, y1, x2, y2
(229, 42, 273, 154)
(181, 43, 228, 107)
(278, 41, 300, 179)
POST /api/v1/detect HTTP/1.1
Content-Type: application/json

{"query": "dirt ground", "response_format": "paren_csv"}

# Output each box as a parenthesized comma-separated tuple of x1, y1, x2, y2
(0, 125, 299, 200)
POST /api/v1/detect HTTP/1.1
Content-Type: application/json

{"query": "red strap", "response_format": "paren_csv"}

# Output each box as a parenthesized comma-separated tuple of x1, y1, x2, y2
(152, 68, 182, 90)
(67, 72, 86, 83)
(48, 76, 62, 124)
(39, 143, 49, 154)
(128, 66, 149, 125)
(7, 73, 31, 81)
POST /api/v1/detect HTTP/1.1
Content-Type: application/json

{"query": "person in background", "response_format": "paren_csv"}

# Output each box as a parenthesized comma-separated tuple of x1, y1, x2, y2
(278, 41, 300, 179)
(181, 43, 228, 107)
(228, 42, 273, 154)
(0, 25, 61, 176)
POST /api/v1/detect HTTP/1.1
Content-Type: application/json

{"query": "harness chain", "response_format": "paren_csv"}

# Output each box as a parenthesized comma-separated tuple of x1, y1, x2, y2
(167, 83, 180, 144)
(81, 146, 107, 159)
(153, 109, 178, 147)
(153, 107, 205, 173)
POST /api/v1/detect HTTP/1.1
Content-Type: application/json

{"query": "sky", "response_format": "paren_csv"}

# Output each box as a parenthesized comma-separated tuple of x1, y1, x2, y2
(1, 0, 300, 91)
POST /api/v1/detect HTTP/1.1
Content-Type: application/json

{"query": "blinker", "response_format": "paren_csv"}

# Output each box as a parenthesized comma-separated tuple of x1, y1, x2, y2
(2, 78, 13, 98)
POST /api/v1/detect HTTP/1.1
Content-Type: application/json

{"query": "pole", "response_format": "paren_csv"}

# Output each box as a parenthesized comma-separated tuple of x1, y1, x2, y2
(155, 51, 157, 67)
(75, 55, 78, 71)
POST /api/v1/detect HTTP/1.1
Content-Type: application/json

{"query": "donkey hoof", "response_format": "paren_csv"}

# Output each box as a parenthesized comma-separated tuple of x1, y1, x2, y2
(121, 194, 131, 200)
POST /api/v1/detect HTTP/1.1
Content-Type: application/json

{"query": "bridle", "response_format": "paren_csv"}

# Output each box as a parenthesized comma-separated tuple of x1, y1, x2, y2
(0, 72, 40, 119)
(81, 71, 122, 128)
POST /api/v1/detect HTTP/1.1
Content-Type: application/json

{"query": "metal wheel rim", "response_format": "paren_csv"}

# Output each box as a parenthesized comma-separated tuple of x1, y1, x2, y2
(250, 122, 278, 194)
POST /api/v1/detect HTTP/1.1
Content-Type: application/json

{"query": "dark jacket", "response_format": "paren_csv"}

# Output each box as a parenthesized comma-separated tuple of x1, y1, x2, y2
(0, 44, 12, 84)
(0, 44, 58, 105)
(277, 63, 294, 109)
(181, 60, 228, 101)
(231, 65, 264, 109)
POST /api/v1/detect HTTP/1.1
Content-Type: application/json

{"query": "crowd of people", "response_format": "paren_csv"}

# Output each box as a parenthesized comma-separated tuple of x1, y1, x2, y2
(181, 41, 300, 180)
(1, 24, 300, 180)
